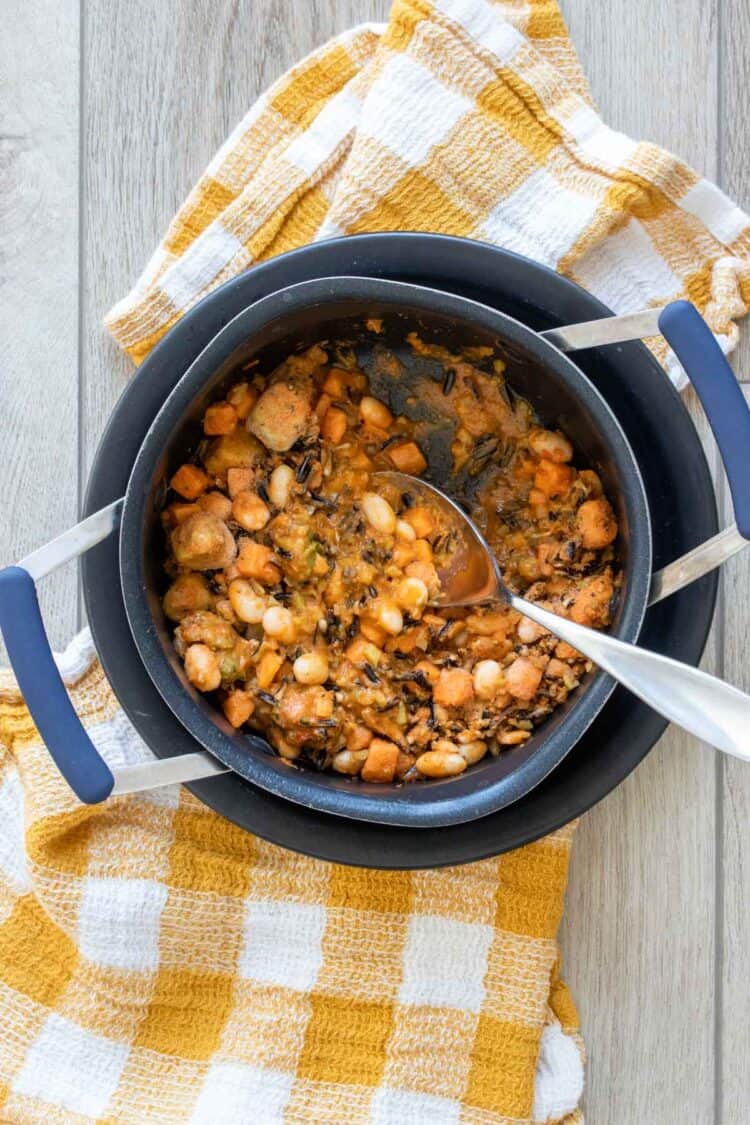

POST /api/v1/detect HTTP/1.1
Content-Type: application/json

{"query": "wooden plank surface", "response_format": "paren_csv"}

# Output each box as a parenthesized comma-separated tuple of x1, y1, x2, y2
(718, 2, 750, 1121)
(0, 0, 80, 651)
(720, 391, 750, 1125)
(559, 2, 720, 1122)
(4, 0, 750, 1121)
(80, 0, 390, 477)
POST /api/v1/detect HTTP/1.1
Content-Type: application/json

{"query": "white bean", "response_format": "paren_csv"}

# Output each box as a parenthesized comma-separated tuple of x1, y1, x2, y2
(268, 463, 295, 508)
(359, 396, 392, 429)
(293, 651, 329, 685)
(374, 598, 403, 636)
(184, 644, 221, 692)
(362, 493, 396, 535)
(458, 740, 488, 765)
(416, 749, 467, 778)
(262, 605, 296, 643)
(396, 518, 416, 541)
(228, 579, 266, 624)
(332, 749, 369, 775)
(472, 659, 504, 700)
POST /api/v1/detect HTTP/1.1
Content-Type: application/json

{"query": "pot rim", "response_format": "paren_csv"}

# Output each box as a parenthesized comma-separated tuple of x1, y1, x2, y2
(119, 274, 652, 828)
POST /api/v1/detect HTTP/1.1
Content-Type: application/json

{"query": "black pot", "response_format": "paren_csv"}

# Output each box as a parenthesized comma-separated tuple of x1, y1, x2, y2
(118, 276, 651, 827)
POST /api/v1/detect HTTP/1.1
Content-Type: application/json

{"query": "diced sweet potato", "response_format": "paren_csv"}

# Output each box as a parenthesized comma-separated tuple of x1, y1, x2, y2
(162, 501, 200, 527)
(387, 441, 427, 475)
(505, 656, 544, 701)
(170, 464, 210, 500)
(361, 738, 400, 783)
(222, 689, 255, 728)
(321, 406, 347, 444)
(345, 635, 382, 666)
(346, 724, 374, 751)
(322, 369, 347, 398)
(359, 618, 388, 647)
(315, 393, 332, 420)
(236, 540, 281, 585)
(204, 402, 238, 435)
(433, 667, 474, 708)
(403, 506, 436, 538)
(256, 650, 284, 690)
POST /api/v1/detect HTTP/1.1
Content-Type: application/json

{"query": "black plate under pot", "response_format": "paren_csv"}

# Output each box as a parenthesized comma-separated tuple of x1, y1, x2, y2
(83, 235, 717, 868)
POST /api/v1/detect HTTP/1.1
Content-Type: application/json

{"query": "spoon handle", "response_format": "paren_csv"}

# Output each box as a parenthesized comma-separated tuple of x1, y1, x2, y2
(512, 596, 750, 761)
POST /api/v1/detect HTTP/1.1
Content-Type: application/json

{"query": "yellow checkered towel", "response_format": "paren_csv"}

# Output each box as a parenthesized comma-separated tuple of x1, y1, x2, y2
(2, 0, 749, 1121)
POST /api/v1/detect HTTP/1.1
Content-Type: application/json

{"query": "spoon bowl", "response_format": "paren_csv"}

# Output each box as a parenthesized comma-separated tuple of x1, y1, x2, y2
(376, 471, 503, 606)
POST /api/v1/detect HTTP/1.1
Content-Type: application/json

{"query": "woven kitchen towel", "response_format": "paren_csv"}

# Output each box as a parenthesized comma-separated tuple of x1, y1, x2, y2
(2, 0, 750, 1122)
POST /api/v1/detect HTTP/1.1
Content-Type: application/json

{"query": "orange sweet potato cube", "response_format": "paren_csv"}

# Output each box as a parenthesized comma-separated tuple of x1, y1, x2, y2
(321, 407, 347, 444)
(236, 540, 281, 585)
(222, 689, 255, 728)
(404, 506, 435, 538)
(204, 402, 238, 435)
(361, 738, 400, 783)
(162, 501, 200, 527)
(170, 464, 210, 500)
(256, 650, 284, 690)
(433, 667, 474, 708)
(322, 369, 347, 398)
(387, 441, 427, 475)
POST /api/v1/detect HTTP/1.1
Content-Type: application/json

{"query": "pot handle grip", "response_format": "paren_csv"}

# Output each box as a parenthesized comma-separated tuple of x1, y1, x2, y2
(658, 301, 750, 540)
(0, 566, 114, 804)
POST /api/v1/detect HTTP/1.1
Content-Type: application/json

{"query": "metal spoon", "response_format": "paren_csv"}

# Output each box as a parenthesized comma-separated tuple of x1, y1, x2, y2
(377, 471, 750, 763)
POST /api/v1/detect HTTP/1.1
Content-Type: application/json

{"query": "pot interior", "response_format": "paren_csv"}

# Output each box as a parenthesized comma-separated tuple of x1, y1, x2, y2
(124, 280, 650, 826)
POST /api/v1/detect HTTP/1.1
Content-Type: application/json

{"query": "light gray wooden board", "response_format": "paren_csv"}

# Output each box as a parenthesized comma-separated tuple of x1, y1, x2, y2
(720, 401, 750, 1125)
(3, 0, 747, 1120)
(559, 1, 721, 1122)
(80, 0, 390, 480)
(720, 0, 750, 1120)
(0, 0, 80, 652)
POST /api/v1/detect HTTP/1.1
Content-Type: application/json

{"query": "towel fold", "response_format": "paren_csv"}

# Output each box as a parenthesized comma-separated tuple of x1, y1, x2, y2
(2, 1, 748, 1121)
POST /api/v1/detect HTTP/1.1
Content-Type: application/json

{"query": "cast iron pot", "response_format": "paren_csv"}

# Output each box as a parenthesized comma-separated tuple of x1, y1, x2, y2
(1, 266, 747, 832)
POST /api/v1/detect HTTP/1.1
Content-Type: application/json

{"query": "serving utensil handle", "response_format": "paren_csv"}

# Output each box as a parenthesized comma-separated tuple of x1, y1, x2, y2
(513, 596, 750, 762)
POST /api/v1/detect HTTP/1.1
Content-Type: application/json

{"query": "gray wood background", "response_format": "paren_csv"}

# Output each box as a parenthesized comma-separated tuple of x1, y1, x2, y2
(1, 2, 748, 1121)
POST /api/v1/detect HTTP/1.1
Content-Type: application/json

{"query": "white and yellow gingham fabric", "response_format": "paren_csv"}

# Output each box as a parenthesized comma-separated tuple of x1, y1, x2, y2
(0, 632, 583, 1123)
(2, 0, 750, 1121)
(106, 0, 750, 381)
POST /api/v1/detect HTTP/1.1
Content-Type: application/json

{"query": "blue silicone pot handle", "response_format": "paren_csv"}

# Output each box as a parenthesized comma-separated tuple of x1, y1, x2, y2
(0, 566, 114, 803)
(659, 301, 750, 539)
